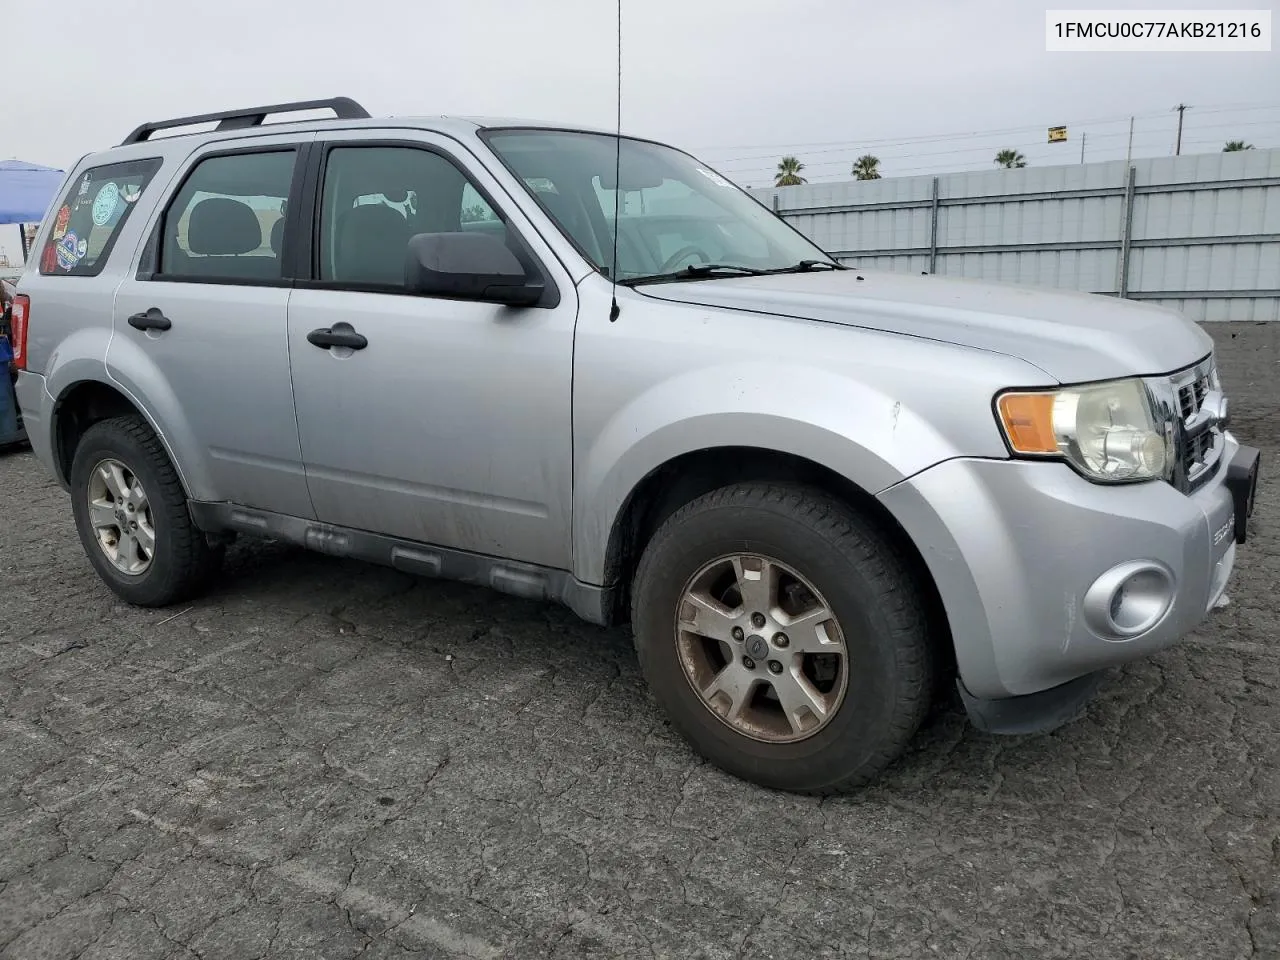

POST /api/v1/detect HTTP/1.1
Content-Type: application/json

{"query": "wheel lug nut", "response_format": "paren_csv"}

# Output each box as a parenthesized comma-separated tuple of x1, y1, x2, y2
(773, 633, 789, 648)
(742, 656, 756, 670)
(732, 627, 744, 642)
(751, 613, 766, 629)
(768, 660, 783, 674)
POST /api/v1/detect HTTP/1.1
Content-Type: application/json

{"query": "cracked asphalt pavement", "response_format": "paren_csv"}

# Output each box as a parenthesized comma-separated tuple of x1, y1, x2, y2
(2, 323, 1278, 959)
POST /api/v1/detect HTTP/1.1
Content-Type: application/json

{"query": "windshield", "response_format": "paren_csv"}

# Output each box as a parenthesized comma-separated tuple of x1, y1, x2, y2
(482, 129, 836, 282)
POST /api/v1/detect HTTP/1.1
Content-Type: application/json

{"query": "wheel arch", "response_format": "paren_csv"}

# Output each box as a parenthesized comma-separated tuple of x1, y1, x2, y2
(50, 378, 190, 497)
(597, 445, 954, 677)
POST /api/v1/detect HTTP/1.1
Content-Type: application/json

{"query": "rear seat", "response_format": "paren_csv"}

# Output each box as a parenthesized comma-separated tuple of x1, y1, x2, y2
(166, 196, 281, 279)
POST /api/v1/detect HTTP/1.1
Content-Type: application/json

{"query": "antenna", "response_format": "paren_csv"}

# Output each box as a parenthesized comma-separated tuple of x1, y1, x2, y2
(608, 0, 622, 322)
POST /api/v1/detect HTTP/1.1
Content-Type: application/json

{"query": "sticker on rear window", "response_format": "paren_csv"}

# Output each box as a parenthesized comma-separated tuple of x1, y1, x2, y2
(695, 167, 732, 188)
(55, 232, 81, 270)
(92, 183, 119, 226)
(38, 157, 162, 278)
(52, 205, 71, 239)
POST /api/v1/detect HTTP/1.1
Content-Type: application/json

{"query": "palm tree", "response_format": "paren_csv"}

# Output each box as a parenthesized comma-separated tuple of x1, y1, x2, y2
(851, 155, 881, 180)
(995, 149, 1027, 168)
(775, 156, 806, 186)
(1223, 140, 1255, 152)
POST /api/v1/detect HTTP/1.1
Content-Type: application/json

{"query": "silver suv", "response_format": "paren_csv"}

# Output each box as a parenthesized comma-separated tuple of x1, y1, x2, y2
(13, 98, 1261, 793)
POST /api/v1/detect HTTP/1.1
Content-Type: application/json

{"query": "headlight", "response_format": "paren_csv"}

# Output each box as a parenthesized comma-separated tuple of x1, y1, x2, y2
(996, 378, 1169, 482)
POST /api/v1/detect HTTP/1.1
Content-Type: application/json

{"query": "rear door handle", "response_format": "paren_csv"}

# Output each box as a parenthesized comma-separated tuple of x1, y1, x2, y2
(127, 308, 172, 332)
(307, 327, 368, 350)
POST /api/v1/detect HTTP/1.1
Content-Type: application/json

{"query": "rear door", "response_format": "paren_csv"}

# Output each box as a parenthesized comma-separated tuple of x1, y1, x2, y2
(109, 134, 317, 517)
(285, 130, 579, 569)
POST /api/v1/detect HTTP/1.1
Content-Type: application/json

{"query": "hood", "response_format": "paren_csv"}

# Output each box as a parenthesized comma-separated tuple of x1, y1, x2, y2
(636, 269, 1213, 383)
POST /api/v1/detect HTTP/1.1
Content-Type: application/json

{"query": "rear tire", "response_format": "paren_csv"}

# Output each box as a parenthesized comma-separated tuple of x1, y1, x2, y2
(70, 415, 222, 607)
(631, 482, 935, 794)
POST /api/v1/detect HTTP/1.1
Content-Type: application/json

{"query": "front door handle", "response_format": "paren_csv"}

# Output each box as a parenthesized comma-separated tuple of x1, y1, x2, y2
(307, 327, 368, 350)
(127, 308, 172, 332)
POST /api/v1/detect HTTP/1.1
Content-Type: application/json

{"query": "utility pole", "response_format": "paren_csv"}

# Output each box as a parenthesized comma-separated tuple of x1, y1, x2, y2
(1080, 132, 1087, 164)
(1174, 103, 1189, 155)
(1125, 116, 1135, 165)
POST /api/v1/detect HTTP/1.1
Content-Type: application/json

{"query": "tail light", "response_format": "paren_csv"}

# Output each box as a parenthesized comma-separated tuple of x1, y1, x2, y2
(10, 295, 29, 371)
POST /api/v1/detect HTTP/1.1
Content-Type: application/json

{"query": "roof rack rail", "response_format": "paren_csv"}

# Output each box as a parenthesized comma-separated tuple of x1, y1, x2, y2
(119, 97, 372, 146)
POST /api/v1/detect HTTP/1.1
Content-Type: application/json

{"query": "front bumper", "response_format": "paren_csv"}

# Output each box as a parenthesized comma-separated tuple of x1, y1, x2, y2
(878, 433, 1258, 713)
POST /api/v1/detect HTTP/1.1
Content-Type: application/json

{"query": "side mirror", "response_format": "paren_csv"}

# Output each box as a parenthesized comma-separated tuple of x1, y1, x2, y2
(404, 232, 543, 307)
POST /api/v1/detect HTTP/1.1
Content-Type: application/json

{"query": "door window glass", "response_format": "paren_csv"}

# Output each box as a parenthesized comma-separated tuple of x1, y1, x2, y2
(159, 150, 296, 282)
(318, 146, 506, 289)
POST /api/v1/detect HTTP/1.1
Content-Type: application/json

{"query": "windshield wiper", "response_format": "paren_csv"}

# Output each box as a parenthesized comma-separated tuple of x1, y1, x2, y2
(619, 263, 766, 286)
(767, 260, 844, 273)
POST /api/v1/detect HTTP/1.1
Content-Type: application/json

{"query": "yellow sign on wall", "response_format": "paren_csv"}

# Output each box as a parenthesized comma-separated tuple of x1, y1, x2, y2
(1048, 126, 1068, 143)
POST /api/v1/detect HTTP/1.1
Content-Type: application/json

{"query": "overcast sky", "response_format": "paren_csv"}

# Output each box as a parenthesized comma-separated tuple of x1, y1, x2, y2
(4, 0, 1278, 188)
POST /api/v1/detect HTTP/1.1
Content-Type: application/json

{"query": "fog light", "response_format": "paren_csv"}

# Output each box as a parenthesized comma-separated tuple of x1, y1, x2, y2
(1083, 560, 1175, 641)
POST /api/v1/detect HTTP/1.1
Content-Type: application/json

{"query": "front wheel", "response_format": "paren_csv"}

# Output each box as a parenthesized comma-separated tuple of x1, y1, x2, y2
(631, 482, 936, 794)
(69, 415, 222, 607)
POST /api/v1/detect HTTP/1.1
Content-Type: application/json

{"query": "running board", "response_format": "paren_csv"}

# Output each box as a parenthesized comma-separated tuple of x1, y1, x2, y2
(187, 500, 614, 626)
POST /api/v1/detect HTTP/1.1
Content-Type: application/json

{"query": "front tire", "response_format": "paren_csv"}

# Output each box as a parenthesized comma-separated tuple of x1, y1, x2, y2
(70, 415, 222, 607)
(631, 482, 935, 794)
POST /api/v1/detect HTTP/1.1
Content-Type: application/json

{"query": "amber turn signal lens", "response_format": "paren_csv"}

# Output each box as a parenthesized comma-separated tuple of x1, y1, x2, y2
(997, 393, 1058, 454)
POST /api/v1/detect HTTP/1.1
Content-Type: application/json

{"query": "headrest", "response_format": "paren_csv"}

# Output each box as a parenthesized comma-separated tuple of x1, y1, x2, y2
(188, 197, 263, 256)
(335, 204, 412, 285)
(269, 218, 285, 256)
(338, 203, 411, 239)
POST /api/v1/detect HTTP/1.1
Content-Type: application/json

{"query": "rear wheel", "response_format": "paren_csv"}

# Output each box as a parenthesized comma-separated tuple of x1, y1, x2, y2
(631, 482, 935, 794)
(70, 416, 222, 606)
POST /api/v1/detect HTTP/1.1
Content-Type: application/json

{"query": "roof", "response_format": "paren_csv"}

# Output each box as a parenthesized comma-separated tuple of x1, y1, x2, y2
(95, 116, 629, 162)
(446, 116, 619, 137)
(91, 99, 632, 166)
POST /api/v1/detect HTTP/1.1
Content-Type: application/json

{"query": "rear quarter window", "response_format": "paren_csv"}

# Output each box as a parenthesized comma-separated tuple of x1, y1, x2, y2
(38, 157, 163, 277)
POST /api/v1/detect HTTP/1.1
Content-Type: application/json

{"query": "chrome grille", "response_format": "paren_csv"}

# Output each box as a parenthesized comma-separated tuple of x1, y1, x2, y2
(1158, 356, 1224, 492)
(1184, 428, 1213, 469)
(1178, 376, 1209, 419)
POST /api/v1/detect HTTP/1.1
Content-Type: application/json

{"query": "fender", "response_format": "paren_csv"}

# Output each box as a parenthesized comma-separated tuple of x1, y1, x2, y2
(98, 331, 217, 499)
(574, 361, 986, 586)
(568, 279, 1058, 589)
(41, 328, 199, 498)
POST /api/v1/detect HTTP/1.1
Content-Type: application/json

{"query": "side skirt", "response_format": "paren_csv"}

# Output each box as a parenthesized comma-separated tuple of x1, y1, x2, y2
(187, 500, 616, 626)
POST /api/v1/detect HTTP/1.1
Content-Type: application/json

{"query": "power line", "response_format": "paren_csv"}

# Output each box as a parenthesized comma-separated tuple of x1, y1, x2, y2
(694, 101, 1280, 156)
(696, 114, 1167, 164)
(695, 101, 1280, 172)
(734, 133, 1279, 186)
(715, 119, 1279, 178)
(720, 113, 1280, 187)
(690, 110, 1168, 153)
(709, 113, 1280, 171)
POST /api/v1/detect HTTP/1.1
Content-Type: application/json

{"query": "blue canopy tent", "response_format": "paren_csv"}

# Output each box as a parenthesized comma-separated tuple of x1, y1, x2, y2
(0, 159, 61, 446)
(0, 159, 66, 262)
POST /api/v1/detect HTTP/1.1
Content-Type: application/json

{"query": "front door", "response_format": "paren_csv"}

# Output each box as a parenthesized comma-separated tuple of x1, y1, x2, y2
(286, 132, 577, 569)
(110, 136, 316, 518)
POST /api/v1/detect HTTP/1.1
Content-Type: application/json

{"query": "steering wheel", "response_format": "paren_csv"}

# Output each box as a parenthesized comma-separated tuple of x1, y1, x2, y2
(658, 245, 713, 274)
